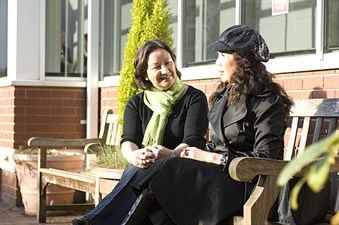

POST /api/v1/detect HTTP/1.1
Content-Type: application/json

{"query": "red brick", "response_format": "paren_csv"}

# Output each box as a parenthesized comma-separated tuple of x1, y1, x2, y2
(302, 76, 324, 90)
(52, 107, 76, 115)
(279, 78, 303, 91)
(295, 71, 315, 77)
(27, 89, 52, 98)
(324, 75, 339, 89)
(26, 107, 51, 115)
(313, 69, 337, 75)
(287, 91, 312, 100)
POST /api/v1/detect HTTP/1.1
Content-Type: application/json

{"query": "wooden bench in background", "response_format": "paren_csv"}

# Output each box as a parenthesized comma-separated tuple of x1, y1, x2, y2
(27, 109, 121, 223)
(229, 98, 339, 225)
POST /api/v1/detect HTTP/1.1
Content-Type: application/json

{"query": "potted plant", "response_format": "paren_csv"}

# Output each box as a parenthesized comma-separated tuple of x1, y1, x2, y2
(87, 144, 129, 198)
(13, 146, 84, 215)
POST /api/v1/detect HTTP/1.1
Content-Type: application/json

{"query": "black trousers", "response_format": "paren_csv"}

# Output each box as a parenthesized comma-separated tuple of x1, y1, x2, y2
(84, 165, 149, 225)
(122, 188, 175, 225)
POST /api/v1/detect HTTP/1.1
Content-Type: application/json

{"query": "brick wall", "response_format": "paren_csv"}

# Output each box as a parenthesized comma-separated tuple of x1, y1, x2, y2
(100, 69, 339, 112)
(0, 170, 22, 206)
(275, 69, 339, 99)
(0, 85, 86, 205)
(13, 86, 87, 148)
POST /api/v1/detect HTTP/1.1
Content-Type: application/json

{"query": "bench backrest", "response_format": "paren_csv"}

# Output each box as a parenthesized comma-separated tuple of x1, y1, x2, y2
(285, 98, 339, 160)
(98, 109, 120, 146)
(285, 98, 339, 212)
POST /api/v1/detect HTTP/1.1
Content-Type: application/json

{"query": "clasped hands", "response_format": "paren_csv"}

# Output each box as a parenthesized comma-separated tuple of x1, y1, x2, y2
(134, 145, 175, 168)
(131, 145, 208, 168)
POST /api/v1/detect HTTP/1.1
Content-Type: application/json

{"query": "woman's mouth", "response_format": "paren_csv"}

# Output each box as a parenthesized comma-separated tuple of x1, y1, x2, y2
(217, 71, 224, 76)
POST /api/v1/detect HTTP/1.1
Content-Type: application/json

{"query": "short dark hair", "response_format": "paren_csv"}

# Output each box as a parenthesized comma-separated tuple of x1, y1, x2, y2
(134, 39, 181, 90)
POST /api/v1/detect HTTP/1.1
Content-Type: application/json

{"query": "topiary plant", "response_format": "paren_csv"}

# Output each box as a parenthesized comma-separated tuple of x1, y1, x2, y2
(117, 0, 174, 128)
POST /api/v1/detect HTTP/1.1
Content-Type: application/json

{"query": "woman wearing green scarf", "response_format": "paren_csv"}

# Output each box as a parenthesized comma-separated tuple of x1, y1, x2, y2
(72, 39, 208, 225)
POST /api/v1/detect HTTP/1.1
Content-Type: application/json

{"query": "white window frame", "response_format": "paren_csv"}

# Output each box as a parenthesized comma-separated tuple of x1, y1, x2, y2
(181, 0, 339, 80)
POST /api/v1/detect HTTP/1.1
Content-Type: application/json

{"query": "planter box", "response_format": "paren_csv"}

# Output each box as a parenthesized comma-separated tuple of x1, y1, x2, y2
(13, 151, 84, 215)
(89, 167, 124, 199)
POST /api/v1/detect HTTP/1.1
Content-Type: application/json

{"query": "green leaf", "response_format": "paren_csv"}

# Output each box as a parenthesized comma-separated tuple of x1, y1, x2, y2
(290, 177, 307, 210)
(307, 155, 331, 192)
(277, 132, 339, 186)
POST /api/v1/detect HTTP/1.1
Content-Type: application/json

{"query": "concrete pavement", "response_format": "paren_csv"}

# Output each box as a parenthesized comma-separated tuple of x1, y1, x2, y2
(0, 202, 86, 225)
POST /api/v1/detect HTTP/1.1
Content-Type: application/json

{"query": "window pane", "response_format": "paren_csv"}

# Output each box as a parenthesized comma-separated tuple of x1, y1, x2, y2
(102, 0, 132, 77)
(327, 0, 339, 51)
(169, 0, 178, 54)
(101, 0, 178, 78)
(45, 0, 88, 77)
(0, 0, 7, 77)
(244, 0, 316, 54)
(184, 0, 236, 66)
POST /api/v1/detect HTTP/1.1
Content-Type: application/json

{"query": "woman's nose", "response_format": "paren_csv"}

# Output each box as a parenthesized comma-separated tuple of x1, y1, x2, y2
(160, 65, 167, 74)
(215, 56, 221, 66)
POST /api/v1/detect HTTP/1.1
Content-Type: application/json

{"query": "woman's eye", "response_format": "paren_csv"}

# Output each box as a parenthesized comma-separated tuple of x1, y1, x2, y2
(152, 66, 161, 70)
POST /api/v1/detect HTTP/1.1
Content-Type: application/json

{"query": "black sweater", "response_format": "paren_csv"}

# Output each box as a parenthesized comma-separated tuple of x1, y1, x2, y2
(121, 86, 208, 149)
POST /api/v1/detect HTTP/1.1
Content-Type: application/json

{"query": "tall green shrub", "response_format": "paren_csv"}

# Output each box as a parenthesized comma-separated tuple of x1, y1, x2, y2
(117, 0, 173, 126)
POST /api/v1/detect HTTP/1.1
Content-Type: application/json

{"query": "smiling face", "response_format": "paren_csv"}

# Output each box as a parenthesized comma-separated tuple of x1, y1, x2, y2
(215, 52, 237, 84)
(146, 48, 177, 91)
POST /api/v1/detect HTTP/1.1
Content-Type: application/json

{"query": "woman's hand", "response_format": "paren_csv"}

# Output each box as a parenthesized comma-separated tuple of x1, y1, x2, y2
(146, 145, 174, 158)
(127, 148, 155, 168)
(181, 147, 222, 165)
(180, 147, 206, 161)
(121, 141, 155, 168)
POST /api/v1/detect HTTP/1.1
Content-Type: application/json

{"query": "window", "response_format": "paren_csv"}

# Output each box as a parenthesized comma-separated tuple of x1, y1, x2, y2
(0, 0, 7, 77)
(101, 0, 178, 78)
(45, 0, 88, 77)
(244, 0, 316, 55)
(101, 0, 132, 77)
(327, 0, 339, 51)
(183, 0, 236, 66)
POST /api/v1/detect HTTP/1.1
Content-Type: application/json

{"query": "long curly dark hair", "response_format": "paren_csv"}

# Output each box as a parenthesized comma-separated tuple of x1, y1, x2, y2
(209, 52, 293, 115)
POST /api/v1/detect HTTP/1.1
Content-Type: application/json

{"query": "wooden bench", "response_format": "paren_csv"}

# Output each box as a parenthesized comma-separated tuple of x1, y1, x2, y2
(229, 98, 339, 225)
(27, 109, 121, 223)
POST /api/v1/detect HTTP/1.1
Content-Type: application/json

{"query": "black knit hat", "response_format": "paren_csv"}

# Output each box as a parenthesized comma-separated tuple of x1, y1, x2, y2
(208, 25, 270, 62)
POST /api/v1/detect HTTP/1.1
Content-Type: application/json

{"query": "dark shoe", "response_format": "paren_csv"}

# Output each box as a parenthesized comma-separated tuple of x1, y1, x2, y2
(71, 217, 93, 225)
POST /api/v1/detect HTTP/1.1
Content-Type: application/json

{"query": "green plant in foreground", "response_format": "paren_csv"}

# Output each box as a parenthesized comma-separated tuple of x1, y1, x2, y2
(277, 131, 339, 224)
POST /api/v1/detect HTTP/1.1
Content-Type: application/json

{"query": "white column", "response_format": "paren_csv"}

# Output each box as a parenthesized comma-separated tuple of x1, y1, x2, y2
(316, 0, 324, 60)
(7, 0, 41, 81)
(176, 0, 183, 69)
(87, 0, 100, 138)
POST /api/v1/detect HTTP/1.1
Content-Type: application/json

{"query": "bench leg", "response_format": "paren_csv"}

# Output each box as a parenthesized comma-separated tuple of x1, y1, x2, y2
(93, 176, 101, 206)
(37, 181, 48, 223)
(242, 175, 280, 225)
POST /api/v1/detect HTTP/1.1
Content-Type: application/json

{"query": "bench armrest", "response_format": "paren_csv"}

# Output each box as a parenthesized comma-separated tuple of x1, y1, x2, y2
(28, 137, 104, 149)
(229, 157, 287, 182)
(229, 156, 339, 183)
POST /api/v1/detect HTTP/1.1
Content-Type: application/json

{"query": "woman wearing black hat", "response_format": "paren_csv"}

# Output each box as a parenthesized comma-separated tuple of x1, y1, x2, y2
(121, 25, 293, 225)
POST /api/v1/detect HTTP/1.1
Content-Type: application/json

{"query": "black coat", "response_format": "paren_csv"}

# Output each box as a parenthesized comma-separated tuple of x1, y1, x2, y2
(208, 90, 286, 160)
(132, 90, 287, 225)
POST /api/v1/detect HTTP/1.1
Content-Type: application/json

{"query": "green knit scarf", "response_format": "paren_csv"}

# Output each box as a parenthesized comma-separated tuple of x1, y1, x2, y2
(142, 77, 187, 146)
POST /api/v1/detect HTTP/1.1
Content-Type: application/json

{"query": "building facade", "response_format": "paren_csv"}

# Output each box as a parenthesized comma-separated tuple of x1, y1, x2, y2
(0, 0, 338, 205)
